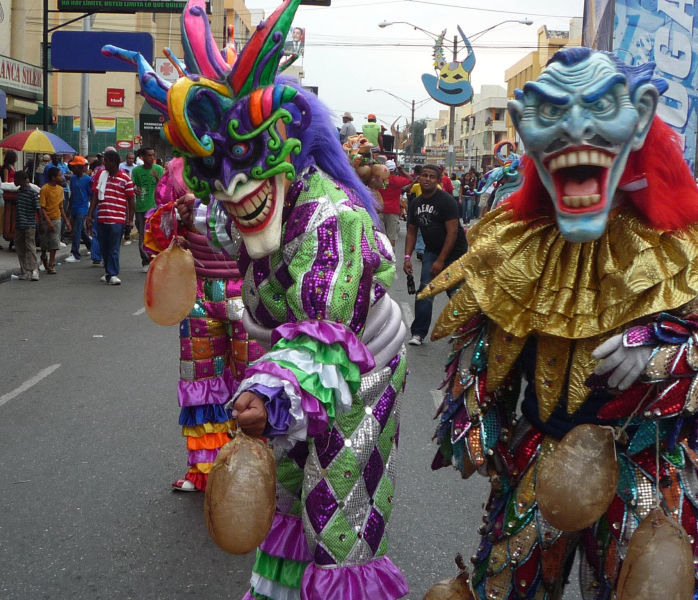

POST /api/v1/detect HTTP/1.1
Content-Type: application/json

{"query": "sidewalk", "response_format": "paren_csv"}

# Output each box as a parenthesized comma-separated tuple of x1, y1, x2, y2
(0, 241, 72, 282)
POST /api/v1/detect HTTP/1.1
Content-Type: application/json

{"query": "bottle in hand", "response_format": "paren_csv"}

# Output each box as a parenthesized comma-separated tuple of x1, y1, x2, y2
(406, 274, 416, 295)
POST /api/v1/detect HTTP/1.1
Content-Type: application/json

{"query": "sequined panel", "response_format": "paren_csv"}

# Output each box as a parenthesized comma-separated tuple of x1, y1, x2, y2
(300, 353, 404, 567)
(179, 360, 195, 380)
(645, 344, 680, 380)
(484, 565, 513, 600)
(226, 297, 245, 321)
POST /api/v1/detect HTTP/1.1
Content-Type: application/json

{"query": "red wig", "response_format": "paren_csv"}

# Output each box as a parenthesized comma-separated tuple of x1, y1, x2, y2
(507, 116, 698, 231)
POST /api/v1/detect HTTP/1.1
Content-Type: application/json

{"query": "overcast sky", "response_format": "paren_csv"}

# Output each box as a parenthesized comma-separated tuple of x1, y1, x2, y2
(243, 0, 585, 129)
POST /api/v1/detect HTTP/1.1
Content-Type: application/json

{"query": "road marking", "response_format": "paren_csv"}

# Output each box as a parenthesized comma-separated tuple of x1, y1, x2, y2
(0, 364, 61, 409)
(133, 307, 145, 316)
(431, 389, 443, 410)
(400, 301, 414, 329)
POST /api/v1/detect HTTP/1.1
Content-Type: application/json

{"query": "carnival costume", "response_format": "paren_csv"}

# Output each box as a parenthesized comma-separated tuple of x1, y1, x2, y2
(104, 1, 409, 598)
(422, 48, 698, 599)
(144, 159, 265, 491)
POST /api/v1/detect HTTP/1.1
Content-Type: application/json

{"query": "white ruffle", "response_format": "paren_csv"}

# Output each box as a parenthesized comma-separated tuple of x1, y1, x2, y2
(230, 372, 309, 449)
(263, 347, 354, 417)
(250, 573, 301, 600)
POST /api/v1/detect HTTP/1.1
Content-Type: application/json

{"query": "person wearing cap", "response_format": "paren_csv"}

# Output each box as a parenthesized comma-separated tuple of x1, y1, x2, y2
(362, 113, 383, 148)
(339, 111, 356, 144)
(65, 155, 93, 262)
(378, 160, 411, 247)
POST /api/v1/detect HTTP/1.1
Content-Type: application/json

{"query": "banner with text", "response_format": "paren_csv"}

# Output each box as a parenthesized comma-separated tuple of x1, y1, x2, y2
(116, 117, 135, 150)
(614, 0, 698, 171)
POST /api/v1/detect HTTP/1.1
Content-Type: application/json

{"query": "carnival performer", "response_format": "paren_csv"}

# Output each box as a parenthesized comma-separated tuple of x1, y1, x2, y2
(104, 1, 409, 599)
(421, 47, 698, 599)
(144, 158, 265, 492)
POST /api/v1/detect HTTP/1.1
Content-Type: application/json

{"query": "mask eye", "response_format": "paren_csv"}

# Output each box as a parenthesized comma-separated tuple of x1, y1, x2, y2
(452, 73, 463, 80)
(231, 142, 250, 159)
(539, 102, 564, 121)
(588, 95, 616, 117)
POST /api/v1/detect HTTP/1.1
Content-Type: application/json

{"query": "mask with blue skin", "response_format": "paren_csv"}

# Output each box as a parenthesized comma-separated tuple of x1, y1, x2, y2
(508, 48, 665, 242)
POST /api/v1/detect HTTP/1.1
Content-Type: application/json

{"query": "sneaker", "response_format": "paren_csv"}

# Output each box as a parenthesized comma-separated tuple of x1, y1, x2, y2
(46, 266, 57, 275)
(124, 240, 132, 245)
(108, 276, 122, 285)
(65, 255, 79, 263)
(31, 270, 39, 281)
(92, 259, 102, 265)
(59, 241, 67, 248)
(100, 274, 107, 282)
(172, 478, 198, 492)
(141, 264, 149, 273)
(408, 335, 424, 346)
(39, 263, 45, 272)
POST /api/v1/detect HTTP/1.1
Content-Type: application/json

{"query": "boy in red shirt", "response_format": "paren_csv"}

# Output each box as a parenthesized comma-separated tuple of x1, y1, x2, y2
(378, 160, 411, 247)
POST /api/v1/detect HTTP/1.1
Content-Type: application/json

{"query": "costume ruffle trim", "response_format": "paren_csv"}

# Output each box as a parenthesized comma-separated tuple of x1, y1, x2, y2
(178, 368, 238, 407)
(425, 205, 698, 340)
(300, 556, 408, 600)
(272, 321, 375, 374)
(179, 404, 232, 426)
(259, 513, 313, 563)
(253, 549, 308, 589)
(184, 470, 208, 491)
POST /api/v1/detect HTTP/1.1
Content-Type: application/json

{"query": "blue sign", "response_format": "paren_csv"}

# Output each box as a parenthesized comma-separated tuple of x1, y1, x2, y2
(0, 90, 6, 119)
(51, 32, 153, 73)
(614, 1, 698, 170)
(421, 26, 475, 107)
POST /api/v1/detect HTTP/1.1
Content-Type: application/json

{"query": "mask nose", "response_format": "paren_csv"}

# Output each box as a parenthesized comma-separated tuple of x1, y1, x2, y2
(562, 104, 594, 144)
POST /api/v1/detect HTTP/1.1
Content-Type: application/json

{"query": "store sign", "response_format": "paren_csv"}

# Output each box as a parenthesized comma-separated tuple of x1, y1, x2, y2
(614, 0, 698, 170)
(141, 114, 165, 132)
(58, 0, 211, 13)
(107, 88, 125, 107)
(0, 55, 42, 99)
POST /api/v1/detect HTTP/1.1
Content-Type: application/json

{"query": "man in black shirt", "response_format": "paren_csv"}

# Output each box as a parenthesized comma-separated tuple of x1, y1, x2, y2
(404, 164, 467, 345)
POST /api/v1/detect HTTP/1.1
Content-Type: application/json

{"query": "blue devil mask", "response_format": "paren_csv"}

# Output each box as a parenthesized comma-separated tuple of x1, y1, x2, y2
(508, 48, 665, 241)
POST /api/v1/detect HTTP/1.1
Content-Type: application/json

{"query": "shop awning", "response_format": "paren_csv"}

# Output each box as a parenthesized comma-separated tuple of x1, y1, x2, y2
(139, 103, 165, 132)
(26, 103, 53, 124)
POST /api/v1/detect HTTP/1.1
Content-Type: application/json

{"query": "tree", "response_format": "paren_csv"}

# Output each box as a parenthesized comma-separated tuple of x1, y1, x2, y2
(410, 119, 427, 152)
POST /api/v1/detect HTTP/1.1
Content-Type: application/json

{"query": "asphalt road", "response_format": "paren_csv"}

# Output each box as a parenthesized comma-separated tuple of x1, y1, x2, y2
(0, 232, 582, 599)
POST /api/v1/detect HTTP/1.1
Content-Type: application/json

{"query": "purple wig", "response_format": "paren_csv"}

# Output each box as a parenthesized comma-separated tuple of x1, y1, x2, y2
(278, 76, 380, 225)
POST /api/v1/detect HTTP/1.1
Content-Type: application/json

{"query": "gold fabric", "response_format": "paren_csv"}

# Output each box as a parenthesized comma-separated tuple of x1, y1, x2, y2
(425, 205, 698, 341)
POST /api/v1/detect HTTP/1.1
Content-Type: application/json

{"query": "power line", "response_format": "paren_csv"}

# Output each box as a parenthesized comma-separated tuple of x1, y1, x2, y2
(402, 0, 579, 19)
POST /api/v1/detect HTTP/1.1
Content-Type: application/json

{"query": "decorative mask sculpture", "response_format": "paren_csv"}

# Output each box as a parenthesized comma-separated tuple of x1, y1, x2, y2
(508, 48, 666, 241)
(421, 26, 475, 107)
(103, 0, 312, 258)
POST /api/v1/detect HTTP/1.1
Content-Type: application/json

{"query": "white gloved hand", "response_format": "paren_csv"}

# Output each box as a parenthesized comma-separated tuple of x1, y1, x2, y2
(592, 333, 653, 391)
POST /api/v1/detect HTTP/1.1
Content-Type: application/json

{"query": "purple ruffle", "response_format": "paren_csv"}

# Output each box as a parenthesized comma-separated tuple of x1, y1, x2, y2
(259, 512, 313, 562)
(178, 369, 237, 407)
(188, 448, 218, 465)
(300, 556, 408, 600)
(246, 383, 292, 438)
(271, 321, 375, 374)
(245, 362, 329, 437)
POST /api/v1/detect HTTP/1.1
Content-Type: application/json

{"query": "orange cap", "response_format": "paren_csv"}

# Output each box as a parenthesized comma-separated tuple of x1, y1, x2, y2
(68, 155, 88, 166)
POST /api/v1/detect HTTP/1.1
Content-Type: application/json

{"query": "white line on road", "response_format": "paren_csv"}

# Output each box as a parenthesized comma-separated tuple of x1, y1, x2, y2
(400, 301, 414, 329)
(0, 364, 61, 409)
(133, 307, 146, 316)
(431, 390, 443, 411)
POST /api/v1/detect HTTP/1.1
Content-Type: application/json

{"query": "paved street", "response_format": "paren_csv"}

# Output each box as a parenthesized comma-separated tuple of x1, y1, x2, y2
(0, 233, 582, 599)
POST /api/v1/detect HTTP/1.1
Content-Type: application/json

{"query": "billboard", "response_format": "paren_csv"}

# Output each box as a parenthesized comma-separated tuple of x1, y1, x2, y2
(285, 27, 305, 55)
(614, 1, 698, 170)
(51, 32, 153, 72)
(58, 0, 211, 13)
(0, 0, 11, 57)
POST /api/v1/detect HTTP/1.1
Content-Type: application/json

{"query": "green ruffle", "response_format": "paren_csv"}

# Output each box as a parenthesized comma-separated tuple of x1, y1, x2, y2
(252, 548, 308, 589)
(249, 588, 272, 600)
(273, 335, 362, 393)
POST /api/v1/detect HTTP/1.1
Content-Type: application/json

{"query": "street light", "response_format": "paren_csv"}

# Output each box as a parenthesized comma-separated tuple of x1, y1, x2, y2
(366, 88, 430, 166)
(378, 18, 533, 169)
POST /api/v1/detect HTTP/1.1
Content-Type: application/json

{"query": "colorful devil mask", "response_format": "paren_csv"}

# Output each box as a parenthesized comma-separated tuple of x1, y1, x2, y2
(103, 0, 310, 258)
(508, 48, 666, 242)
(421, 27, 475, 107)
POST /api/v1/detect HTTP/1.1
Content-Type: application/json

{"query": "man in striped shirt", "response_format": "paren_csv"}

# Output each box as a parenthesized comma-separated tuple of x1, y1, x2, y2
(86, 149, 135, 285)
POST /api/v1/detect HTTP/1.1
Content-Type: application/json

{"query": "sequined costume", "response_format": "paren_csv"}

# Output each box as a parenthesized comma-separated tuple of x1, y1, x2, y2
(104, 0, 409, 597)
(214, 166, 409, 600)
(421, 48, 698, 599)
(145, 163, 264, 490)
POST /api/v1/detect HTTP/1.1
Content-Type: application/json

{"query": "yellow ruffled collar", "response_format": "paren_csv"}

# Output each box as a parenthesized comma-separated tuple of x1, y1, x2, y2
(427, 205, 698, 339)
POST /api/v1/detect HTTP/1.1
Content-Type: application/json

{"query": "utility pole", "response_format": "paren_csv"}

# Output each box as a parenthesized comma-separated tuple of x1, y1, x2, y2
(42, 0, 48, 131)
(409, 98, 415, 167)
(79, 15, 91, 157)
